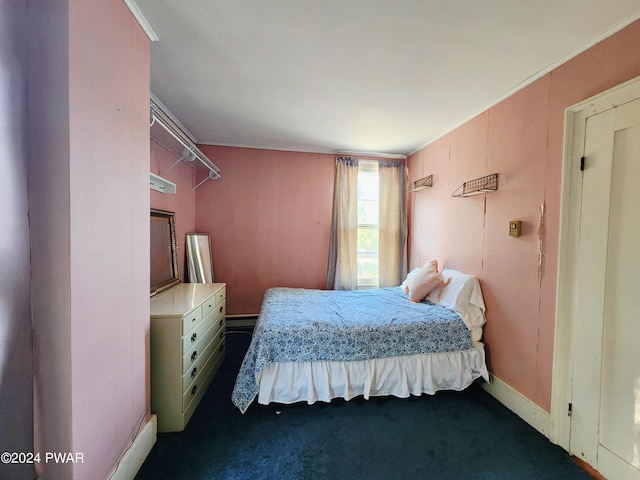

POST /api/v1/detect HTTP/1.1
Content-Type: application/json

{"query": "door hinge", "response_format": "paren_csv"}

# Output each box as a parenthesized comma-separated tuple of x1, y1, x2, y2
(580, 156, 585, 171)
(568, 403, 573, 417)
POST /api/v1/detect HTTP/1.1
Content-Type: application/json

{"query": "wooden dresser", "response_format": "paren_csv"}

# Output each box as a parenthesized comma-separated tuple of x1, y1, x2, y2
(150, 283, 226, 432)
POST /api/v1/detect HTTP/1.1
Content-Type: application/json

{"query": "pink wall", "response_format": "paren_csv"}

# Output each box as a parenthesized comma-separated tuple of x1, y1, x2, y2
(28, 2, 74, 477)
(195, 146, 336, 315)
(0, 1, 34, 479)
(29, 1, 151, 479)
(407, 19, 640, 412)
(150, 140, 197, 277)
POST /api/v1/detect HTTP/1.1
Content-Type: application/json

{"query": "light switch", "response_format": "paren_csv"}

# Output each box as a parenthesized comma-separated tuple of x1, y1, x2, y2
(509, 220, 521, 237)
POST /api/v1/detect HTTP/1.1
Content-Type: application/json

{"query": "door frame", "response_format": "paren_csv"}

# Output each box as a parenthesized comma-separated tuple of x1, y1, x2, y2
(551, 74, 640, 451)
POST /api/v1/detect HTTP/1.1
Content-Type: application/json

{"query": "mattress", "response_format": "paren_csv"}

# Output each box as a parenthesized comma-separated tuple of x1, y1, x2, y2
(232, 286, 488, 413)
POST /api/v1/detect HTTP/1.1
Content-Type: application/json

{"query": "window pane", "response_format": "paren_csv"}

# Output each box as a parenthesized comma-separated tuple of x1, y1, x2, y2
(357, 226, 379, 253)
(357, 161, 379, 289)
(358, 199, 378, 225)
(358, 162, 379, 225)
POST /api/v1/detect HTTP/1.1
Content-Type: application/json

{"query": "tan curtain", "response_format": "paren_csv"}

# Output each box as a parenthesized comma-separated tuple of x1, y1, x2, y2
(378, 160, 407, 287)
(326, 157, 359, 290)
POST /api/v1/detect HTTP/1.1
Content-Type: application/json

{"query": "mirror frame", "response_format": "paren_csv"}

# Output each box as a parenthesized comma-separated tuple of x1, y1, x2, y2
(185, 233, 214, 283)
(150, 208, 181, 296)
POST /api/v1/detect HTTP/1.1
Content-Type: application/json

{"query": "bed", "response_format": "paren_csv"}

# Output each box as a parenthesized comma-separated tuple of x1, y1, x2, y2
(231, 267, 489, 413)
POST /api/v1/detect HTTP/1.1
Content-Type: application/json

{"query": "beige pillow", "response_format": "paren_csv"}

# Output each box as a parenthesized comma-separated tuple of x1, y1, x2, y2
(401, 268, 421, 293)
(407, 259, 443, 302)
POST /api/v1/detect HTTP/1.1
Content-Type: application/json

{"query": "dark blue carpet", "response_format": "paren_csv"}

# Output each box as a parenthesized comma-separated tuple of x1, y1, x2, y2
(136, 329, 592, 480)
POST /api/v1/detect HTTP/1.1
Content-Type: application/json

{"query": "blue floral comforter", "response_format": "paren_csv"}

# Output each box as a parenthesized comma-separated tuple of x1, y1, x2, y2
(231, 287, 473, 412)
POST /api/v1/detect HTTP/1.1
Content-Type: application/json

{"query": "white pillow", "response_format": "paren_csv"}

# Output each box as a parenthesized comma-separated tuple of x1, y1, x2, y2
(426, 268, 486, 340)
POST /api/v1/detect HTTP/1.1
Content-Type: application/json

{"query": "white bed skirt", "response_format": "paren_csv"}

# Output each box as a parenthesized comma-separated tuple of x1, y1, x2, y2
(256, 343, 489, 406)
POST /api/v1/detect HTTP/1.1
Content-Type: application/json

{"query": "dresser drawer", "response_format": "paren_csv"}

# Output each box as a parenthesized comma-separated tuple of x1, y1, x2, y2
(181, 313, 225, 374)
(183, 335, 225, 410)
(182, 334, 215, 392)
(181, 306, 203, 336)
(202, 287, 225, 318)
(181, 329, 224, 392)
(204, 297, 226, 321)
(201, 296, 216, 320)
(210, 310, 225, 338)
(182, 346, 225, 423)
(214, 286, 226, 306)
(182, 326, 225, 375)
(182, 312, 214, 353)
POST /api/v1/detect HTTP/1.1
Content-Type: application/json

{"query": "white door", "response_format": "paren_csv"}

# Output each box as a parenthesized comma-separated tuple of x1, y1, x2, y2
(570, 97, 640, 480)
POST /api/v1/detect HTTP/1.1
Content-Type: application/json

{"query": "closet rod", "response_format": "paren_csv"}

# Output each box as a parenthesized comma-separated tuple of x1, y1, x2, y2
(150, 99, 221, 180)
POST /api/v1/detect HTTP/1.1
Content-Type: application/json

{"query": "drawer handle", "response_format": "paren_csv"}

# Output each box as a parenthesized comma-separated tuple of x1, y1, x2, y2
(219, 306, 224, 313)
(191, 385, 198, 396)
(191, 332, 197, 343)
(219, 331, 224, 341)
(219, 318, 224, 328)
(191, 317, 197, 323)
(208, 304, 212, 309)
(219, 344, 225, 353)
(191, 367, 197, 378)
(191, 350, 198, 361)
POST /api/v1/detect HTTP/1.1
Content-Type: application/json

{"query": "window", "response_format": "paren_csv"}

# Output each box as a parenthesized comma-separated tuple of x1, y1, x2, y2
(327, 156, 406, 291)
(357, 160, 379, 289)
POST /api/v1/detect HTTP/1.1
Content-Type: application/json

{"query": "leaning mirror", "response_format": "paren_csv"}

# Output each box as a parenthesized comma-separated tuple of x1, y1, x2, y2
(185, 233, 214, 283)
(150, 209, 181, 296)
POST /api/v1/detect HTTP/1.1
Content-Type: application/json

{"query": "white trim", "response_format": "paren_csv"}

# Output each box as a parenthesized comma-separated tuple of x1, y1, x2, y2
(407, 11, 640, 158)
(123, 0, 159, 42)
(549, 104, 584, 450)
(196, 140, 407, 160)
(339, 150, 407, 160)
(552, 74, 640, 451)
(481, 375, 551, 439)
(109, 415, 157, 480)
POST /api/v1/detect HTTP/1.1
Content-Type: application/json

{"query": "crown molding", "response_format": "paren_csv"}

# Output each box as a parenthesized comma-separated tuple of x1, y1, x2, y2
(123, 0, 159, 42)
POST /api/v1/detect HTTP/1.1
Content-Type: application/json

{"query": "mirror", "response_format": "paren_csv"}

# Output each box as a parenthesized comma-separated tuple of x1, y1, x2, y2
(185, 233, 214, 283)
(150, 209, 181, 296)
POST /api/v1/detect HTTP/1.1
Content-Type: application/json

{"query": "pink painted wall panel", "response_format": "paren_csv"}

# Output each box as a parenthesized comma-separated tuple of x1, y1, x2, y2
(483, 76, 550, 407)
(408, 136, 450, 269)
(150, 140, 197, 274)
(195, 146, 335, 315)
(407, 19, 640, 412)
(66, 1, 150, 479)
(444, 113, 488, 276)
(408, 115, 488, 275)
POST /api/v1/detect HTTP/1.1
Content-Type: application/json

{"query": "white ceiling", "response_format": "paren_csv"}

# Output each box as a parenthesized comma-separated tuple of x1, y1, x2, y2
(131, 0, 640, 158)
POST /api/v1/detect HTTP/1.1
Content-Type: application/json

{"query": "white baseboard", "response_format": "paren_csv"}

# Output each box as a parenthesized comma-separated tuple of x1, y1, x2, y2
(481, 375, 551, 438)
(109, 414, 157, 480)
